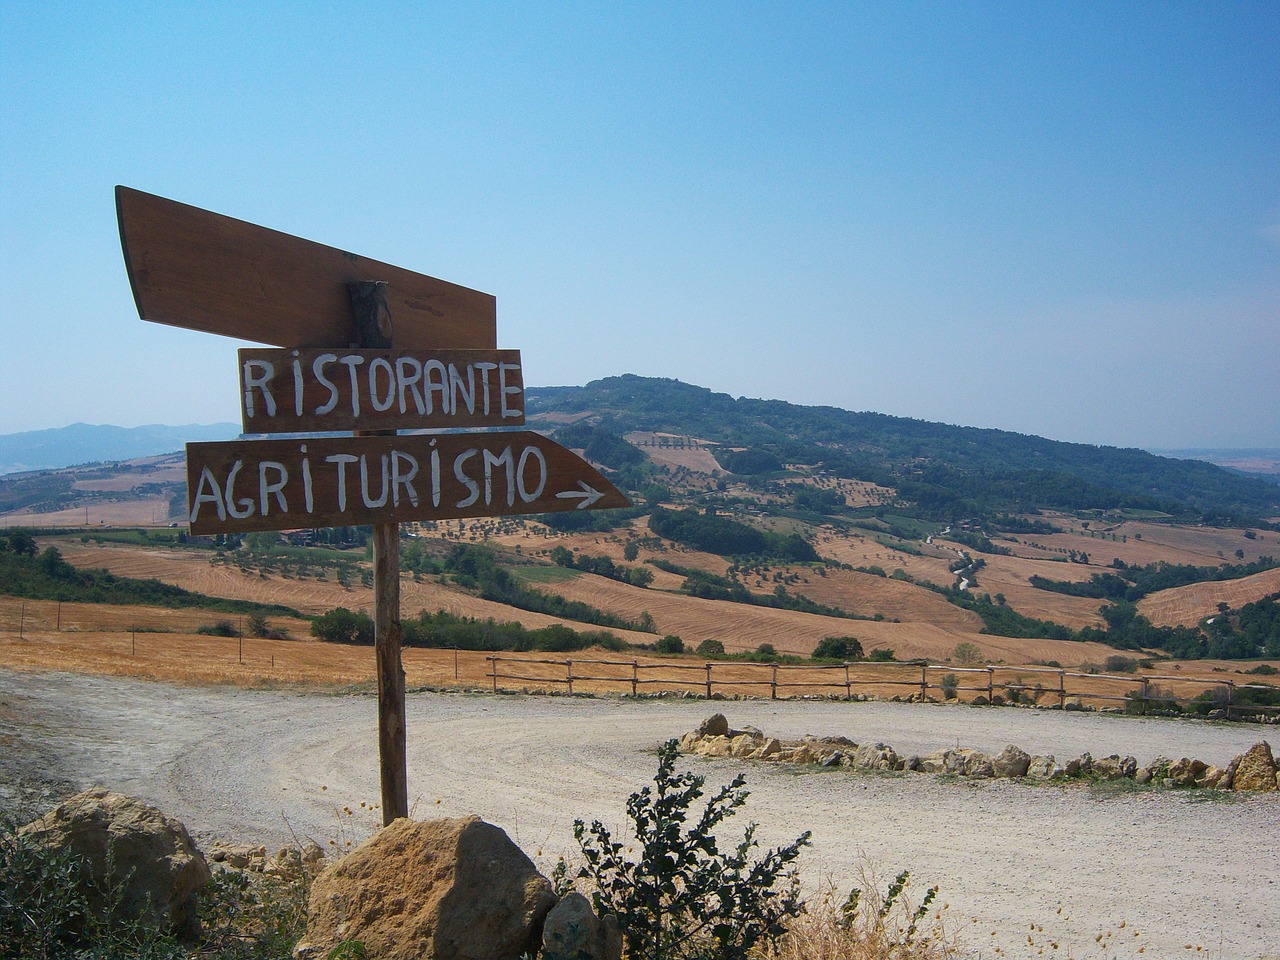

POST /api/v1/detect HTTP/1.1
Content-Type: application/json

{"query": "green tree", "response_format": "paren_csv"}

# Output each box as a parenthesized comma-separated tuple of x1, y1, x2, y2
(656, 635, 685, 655)
(812, 636, 864, 661)
(310, 607, 374, 645)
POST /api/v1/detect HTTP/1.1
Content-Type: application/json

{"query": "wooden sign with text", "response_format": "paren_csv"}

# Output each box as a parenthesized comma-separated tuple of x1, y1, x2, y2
(118, 186, 630, 827)
(239, 347, 524, 433)
(116, 186, 497, 350)
(186, 432, 629, 535)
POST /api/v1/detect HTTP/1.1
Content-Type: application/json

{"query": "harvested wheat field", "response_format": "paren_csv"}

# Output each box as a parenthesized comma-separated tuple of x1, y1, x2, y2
(536, 569, 1122, 665)
(1138, 565, 1280, 627)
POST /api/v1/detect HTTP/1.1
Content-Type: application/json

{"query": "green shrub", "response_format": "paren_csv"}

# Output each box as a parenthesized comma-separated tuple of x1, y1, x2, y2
(940, 673, 958, 700)
(696, 638, 726, 657)
(572, 740, 809, 960)
(656, 635, 686, 655)
(197, 620, 241, 638)
(811, 636, 864, 661)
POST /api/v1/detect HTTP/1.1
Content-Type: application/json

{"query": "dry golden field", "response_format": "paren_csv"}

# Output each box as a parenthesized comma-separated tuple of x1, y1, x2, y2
(1137, 565, 1280, 627)
(5, 594, 1273, 712)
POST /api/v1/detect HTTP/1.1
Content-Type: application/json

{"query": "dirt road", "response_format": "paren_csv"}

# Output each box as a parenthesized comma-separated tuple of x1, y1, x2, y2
(1, 669, 1276, 959)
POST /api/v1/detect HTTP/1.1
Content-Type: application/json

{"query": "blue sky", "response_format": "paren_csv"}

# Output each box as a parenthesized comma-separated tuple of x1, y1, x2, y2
(2, 2, 1277, 449)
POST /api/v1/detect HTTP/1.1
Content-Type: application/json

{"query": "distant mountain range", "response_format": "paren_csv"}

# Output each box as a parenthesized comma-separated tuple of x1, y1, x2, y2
(3, 378, 1278, 523)
(0, 423, 240, 476)
(524, 376, 1280, 523)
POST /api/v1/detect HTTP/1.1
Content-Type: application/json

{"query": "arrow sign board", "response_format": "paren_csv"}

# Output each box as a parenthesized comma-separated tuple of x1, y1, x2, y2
(239, 347, 525, 433)
(185, 432, 630, 535)
(116, 186, 497, 350)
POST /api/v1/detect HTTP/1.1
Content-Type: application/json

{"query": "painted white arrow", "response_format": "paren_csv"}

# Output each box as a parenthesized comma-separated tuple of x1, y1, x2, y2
(556, 480, 606, 509)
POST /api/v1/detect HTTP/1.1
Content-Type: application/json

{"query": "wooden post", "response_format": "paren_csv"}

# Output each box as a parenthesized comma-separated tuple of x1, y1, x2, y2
(631, 660, 638, 697)
(705, 662, 712, 699)
(987, 667, 994, 702)
(1226, 680, 1235, 721)
(1140, 677, 1150, 716)
(920, 662, 929, 702)
(770, 662, 778, 700)
(350, 280, 408, 826)
(844, 662, 851, 700)
(1058, 669, 1066, 710)
(566, 659, 574, 695)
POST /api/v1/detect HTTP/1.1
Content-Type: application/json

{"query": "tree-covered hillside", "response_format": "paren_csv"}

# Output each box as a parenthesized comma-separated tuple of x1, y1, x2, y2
(527, 376, 1280, 525)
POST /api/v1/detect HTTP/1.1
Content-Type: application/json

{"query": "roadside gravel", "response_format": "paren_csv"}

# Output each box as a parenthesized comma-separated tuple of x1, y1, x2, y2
(1, 669, 1276, 959)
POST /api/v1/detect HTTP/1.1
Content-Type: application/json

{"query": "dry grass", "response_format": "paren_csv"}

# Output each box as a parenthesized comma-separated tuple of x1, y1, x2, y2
(766, 871, 957, 960)
(1137, 566, 1280, 627)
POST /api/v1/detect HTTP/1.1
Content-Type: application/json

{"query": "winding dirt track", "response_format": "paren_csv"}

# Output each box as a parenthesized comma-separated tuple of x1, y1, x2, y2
(1, 669, 1276, 959)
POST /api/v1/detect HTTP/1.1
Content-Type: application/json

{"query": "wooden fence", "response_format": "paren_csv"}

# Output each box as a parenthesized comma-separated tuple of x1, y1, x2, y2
(485, 656, 1280, 721)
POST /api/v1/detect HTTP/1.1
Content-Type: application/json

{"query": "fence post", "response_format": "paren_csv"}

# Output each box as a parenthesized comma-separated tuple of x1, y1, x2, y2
(632, 660, 638, 697)
(1140, 677, 1150, 716)
(844, 662, 851, 700)
(489, 656, 497, 693)
(920, 662, 928, 702)
(986, 667, 994, 702)
(705, 662, 712, 699)
(770, 662, 778, 700)
(1226, 680, 1235, 721)
(566, 659, 573, 696)
(1058, 669, 1066, 709)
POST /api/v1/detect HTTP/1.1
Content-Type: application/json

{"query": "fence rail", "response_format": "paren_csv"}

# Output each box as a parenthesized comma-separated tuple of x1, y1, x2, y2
(485, 655, 1280, 720)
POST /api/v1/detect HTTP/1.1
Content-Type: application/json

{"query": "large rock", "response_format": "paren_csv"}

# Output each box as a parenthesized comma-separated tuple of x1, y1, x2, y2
(1232, 742, 1278, 792)
(17, 788, 210, 939)
(851, 743, 899, 771)
(295, 816, 555, 960)
(541, 892, 622, 960)
(697, 713, 730, 738)
(1091, 755, 1137, 780)
(1026, 755, 1057, 779)
(992, 745, 1031, 779)
(1166, 757, 1209, 787)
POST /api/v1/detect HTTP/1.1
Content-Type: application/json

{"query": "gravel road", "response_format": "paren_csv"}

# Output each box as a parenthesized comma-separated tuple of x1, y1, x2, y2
(2, 669, 1276, 959)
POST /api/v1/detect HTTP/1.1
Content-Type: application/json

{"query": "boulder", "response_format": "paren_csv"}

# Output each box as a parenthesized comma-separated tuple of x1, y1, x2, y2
(752, 737, 785, 760)
(1167, 758, 1208, 787)
(17, 788, 210, 940)
(962, 753, 994, 778)
(992, 745, 1031, 779)
(916, 750, 951, 775)
(1232, 742, 1278, 793)
(697, 714, 730, 738)
(1091, 755, 1137, 780)
(1064, 753, 1093, 777)
(541, 892, 622, 960)
(851, 743, 899, 771)
(294, 816, 555, 960)
(1026, 755, 1057, 779)
(1197, 766, 1230, 790)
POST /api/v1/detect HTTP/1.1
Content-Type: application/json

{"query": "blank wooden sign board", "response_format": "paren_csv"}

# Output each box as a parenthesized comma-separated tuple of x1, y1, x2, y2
(116, 186, 630, 823)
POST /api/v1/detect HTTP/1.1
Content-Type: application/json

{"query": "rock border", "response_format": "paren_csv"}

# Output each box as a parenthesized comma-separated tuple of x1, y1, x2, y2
(680, 714, 1280, 793)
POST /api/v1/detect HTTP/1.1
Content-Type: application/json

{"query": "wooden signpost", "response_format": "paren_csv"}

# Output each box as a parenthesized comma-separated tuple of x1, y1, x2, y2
(116, 186, 630, 824)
